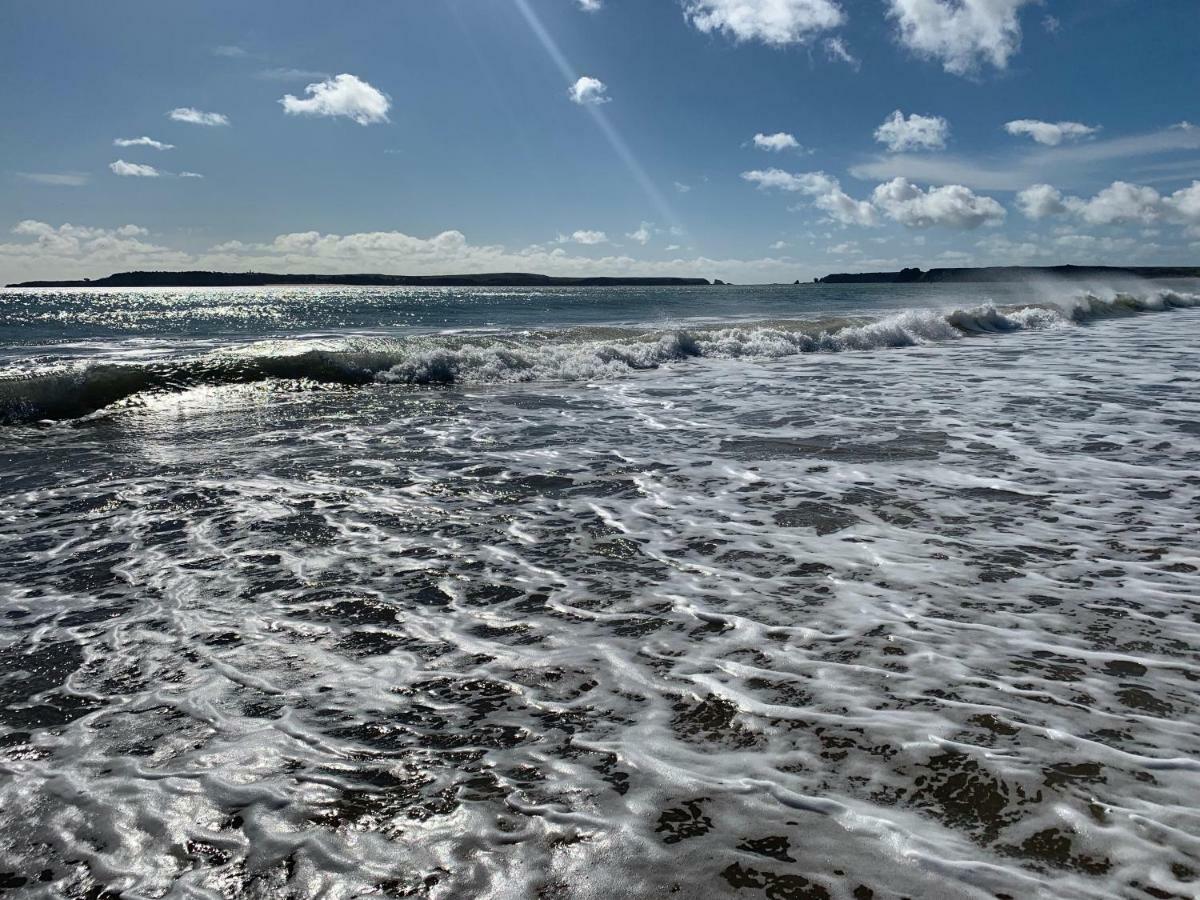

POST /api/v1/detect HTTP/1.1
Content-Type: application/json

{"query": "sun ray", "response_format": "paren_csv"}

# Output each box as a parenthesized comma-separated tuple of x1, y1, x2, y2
(512, 0, 683, 234)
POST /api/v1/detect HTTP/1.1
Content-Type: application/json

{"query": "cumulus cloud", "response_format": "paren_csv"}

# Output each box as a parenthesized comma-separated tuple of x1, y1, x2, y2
(627, 222, 653, 245)
(281, 74, 391, 125)
(1004, 119, 1098, 146)
(674, 181, 693, 193)
(0, 221, 189, 284)
(1031, 180, 1200, 226)
(746, 170, 1006, 231)
(874, 110, 949, 152)
(1015, 184, 1067, 219)
(742, 169, 878, 226)
(0, 222, 813, 286)
(747, 167, 1006, 230)
(114, 136, 175, 150)
(577, 0, 602, 10)
(885, 0, 1036, 75)
(753, 132, 801, 152)
(17, 172, 89, 187)
(109, 160, 161, 177)
(870, 177, 1005, 228)
(168, 107, 230, 126)
(568, 76, 610, 105)
(683, 0, 845, 46)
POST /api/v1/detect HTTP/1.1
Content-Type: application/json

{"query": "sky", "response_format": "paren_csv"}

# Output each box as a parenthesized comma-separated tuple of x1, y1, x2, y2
(1, 0, 1198, 285)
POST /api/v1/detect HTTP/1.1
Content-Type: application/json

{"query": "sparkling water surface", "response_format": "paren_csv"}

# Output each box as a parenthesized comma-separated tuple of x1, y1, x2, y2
(0, 282, 1198, 898)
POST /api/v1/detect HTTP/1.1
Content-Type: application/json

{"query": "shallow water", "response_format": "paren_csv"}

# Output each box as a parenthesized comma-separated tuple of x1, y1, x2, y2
(0, 282, 1198, 898)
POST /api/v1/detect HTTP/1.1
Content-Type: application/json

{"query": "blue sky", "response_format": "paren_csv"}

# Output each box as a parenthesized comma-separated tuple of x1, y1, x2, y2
(2, 0, 1198, 284)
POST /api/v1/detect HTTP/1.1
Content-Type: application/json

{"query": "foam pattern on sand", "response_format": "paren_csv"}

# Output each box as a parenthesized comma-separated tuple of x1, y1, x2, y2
(1, 305, 1198, 897)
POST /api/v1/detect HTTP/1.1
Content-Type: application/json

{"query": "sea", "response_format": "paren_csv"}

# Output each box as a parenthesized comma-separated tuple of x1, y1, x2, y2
(0, 279, 1198, 899)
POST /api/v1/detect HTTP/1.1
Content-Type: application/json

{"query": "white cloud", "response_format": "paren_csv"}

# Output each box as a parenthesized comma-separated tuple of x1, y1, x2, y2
(743, 168, 828, 192)
(576, 0, 602, 11)
(1015, 184, 1067, 220)
(281, 74, 391, 125)
(742, 169, 878, 226)
(823, 36, 860, 68)
(564, 230, 614, 244)
(109, 160, 161, 178)
(1074, 182, 1175, 226)
(1004, 119, 1098, 146)
(974, 233, 1049, 263)
(885, 0, 1036, 75)
(0, 221, 189, 284)
(179, 172, 204, 179)
(1170, 181, 1200, 221)
(870, 177, 1006, 228)
(627, 222, 653, 245)
(683, 0, 844, 46)
(17, 172, 89, 187)
(0, 222, 820, 286)
(1013, 179, 1200, 231)
(213, 45, 247, 58)
(114, 136, 175, 150)
(568, 76, 610, 105)
(168, 107, 230, 127)
(753, 132, 801, 152)
(674, 181, 693, 193)
(874, 110, 949, 152)
(850, 124, 1200, 192)
(1053, 233, 1143, 258)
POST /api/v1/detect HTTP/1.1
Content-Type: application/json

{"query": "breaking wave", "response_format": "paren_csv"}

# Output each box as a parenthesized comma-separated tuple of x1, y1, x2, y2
(2, 289, 1196, 424)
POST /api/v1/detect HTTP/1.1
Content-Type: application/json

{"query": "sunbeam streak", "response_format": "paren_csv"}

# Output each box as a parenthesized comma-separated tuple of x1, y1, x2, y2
(512, 0, 683, 233)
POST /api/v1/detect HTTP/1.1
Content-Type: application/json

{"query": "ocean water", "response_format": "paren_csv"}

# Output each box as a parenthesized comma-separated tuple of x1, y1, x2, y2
(0, 280, 1198, 899)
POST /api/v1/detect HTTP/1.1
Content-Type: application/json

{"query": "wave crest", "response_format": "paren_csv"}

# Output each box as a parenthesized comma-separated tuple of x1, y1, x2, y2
(2, 288, 1195, 424)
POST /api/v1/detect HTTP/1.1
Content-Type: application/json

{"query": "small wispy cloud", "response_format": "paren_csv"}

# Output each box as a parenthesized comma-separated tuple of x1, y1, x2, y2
(559, 229, 609, 245)
(213, 45, 247, 58)
(1004, 119, 1099, 146)
(256, 67, 330, 81)
(169, 107, 230, 126)
(17, 172, 89, 186)
(627, 222, 653, 245)
(114, 136, 175, 150)
(823, 37, 860, 69)
(110, 160, 161, 177)
(109, 160, 203, 179)
(576, 0, 602, 11)
(674, 181, 693, 193)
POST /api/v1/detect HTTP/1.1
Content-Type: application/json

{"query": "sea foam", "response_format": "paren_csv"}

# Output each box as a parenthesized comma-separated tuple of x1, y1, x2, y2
(1, 287, 1195, 424)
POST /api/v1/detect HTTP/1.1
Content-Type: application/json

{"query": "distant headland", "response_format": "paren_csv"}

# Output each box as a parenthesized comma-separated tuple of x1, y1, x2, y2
(6, 270, 717, 288)
(814, 265, 1200, 284)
